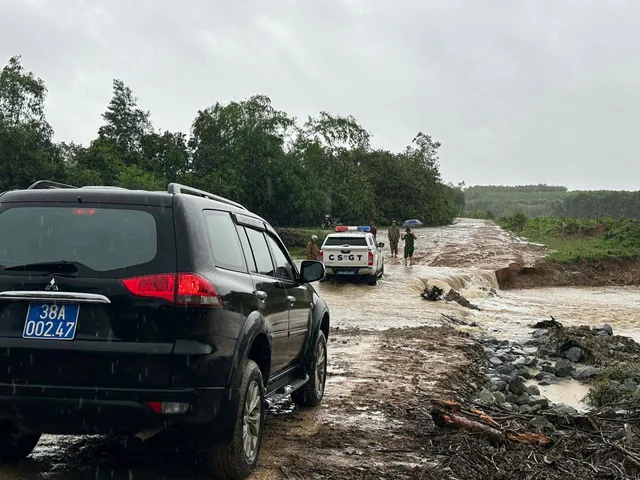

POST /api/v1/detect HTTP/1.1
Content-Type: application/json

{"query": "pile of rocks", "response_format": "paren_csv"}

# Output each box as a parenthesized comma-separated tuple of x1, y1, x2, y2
(474, 334, 600, 416)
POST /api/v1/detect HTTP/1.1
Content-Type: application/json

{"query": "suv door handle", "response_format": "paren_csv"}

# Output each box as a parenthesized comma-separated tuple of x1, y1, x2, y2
(286, 295, 296, 305)
(255, 290, 268, 301)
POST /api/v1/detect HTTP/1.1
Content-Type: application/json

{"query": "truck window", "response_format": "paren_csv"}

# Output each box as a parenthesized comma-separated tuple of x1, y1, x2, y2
(323, 236, 368, 247)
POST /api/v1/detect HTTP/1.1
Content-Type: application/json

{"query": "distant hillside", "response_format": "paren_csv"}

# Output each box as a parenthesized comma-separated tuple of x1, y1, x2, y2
(464, 185, 568, 218)
(464, 185, 640, 220)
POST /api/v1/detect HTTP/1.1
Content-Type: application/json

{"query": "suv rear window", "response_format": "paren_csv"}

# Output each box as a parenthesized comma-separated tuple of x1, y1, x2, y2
(323, 236, 368, 246)
(0, 205, 173, 275)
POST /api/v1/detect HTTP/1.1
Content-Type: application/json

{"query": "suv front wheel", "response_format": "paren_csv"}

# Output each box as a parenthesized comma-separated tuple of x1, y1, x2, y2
(292, 331, 327, 407)
(0, 421, 41, 464)
(207, 359, 265, 479)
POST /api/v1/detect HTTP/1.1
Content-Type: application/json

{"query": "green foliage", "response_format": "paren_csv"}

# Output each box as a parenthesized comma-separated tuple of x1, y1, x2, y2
(499, 215, 640, 263)
(464, 185, 568, 218)
(0, 56, 461, 228)
(465, 184, 640, 221)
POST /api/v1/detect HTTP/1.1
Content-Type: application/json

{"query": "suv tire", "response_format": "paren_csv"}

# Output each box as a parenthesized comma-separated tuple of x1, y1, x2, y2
(366, 274, 378, 286)
(292, 331, 327, 407)
(0, 421, 41, 464)
(206, 359, 265, 479)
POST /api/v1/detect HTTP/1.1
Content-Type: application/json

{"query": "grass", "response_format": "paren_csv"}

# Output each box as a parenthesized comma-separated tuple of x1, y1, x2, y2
(499, 215, 640, 264)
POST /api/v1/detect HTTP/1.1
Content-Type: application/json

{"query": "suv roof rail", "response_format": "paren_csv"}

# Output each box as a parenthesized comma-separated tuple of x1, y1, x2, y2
(27, 180, 77, 190)
(167, 183, 247, 210)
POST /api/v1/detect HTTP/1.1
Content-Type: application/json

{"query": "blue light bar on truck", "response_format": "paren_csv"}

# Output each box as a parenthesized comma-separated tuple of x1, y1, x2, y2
(334, 226, 371, 232)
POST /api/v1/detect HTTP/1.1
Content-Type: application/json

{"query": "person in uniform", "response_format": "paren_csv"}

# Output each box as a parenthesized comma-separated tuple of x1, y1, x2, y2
(401, 227, 417, 266)
(388, 220, 400, 258)
(306, 234, 320, 260)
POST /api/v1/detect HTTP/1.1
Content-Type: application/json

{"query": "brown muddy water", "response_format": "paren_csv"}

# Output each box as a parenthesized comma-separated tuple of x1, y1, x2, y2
(3, 218, 638, 479)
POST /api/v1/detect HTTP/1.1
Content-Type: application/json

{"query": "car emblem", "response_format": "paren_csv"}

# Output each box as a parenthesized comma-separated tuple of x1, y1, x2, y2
(45, 278, 58, 291)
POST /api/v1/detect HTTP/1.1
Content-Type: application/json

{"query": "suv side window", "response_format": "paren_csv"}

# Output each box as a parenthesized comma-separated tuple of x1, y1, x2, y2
(236, 225, 257, 273)
(265, 234, 295, 282)
(245, 228, 275, 276)
(204, 210, 246, 272)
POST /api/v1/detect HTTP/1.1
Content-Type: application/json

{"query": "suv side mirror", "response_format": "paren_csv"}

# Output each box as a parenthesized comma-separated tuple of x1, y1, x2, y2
(377, 242, 385, 248)
(300, 260, 325, 283)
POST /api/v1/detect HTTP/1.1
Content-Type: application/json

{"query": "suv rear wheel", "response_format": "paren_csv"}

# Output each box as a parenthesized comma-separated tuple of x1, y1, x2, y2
(206, 359, 265, 479)
(0, 421, 41, 464)
(292, 331, 327, 407)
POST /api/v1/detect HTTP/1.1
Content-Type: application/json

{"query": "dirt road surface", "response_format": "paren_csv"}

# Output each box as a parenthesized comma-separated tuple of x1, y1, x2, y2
(2, 219, 620, 479)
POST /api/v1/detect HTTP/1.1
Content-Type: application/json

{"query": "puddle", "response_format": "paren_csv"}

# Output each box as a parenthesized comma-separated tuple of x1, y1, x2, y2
(526, 378, 591, 411)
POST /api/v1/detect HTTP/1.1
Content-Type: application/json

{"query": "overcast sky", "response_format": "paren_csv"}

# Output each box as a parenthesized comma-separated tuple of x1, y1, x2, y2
(1, 0, 639, 190)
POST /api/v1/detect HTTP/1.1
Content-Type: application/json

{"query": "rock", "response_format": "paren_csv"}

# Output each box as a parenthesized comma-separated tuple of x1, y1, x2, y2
(593, 324, 613, 336)
(529, 395, 549, 408)
(572, 366, 600, 381)
(518, 370, 532, 380)
(516, 393, 530, 405)
(492, 380, 507, 392)
(539, 375, 560, 385)
(511, 348, 527, 356)
(599, 407, 617, 418)
(524, 346, 539, 354)
(513, 357, 527, 367)
(501, 402, 517, 412)
(554, 359, 574, 377)
(535, 371, 547, 381)
(526, 385, 541, 396)
(484, 347, 497, 356)
(498, 340, 510, 347)
(493, 391, 506, 405)
(519, 404, 533, 414)
(564, 346, 583, 362)
(555, 403, 578, 415)
(525, 356, 538, 366)
(489, 357, 503, 367)
(505, 393, 517, 403)
(530, 415, 555, 432)
(622, 379, 638, 392)
(509, 376, 526, 396)
(496, 363, 515, 375)
(478, 389, 494, 404)
(533, 329, 549, 338)
(542, 365, 557, 375)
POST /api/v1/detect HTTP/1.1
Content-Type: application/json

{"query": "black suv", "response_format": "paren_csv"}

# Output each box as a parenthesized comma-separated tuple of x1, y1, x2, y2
(0, 181, 329, 479)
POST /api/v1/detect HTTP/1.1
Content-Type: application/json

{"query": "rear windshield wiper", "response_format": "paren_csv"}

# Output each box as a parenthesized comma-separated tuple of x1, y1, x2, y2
(3, 260, 85, 274)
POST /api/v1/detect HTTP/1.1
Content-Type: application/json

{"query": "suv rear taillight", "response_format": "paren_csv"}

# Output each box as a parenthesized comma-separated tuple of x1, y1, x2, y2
(368, 251, 374, 266)
(121, 273, 222, 307)
(319, 250, 323, 261)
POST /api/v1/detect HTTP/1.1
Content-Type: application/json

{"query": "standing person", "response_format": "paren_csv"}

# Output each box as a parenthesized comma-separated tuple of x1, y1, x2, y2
(369, 221, 377, 238)
(306, 234, 320, 260)
(388, 220, 400, 258)
(401, 227, 417, 266)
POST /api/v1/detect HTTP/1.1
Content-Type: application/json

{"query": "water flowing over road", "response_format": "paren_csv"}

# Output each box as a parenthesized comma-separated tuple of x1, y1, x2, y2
(3, 219, 639, 479)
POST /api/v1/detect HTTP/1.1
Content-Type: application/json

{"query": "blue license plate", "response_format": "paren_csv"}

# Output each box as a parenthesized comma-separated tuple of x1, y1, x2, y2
(337, 270, 355, 275)
(22, 303, 80, 340)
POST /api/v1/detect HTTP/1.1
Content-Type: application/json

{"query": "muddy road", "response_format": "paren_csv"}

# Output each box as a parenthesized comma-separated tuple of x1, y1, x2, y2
(3, 219, 639, 479)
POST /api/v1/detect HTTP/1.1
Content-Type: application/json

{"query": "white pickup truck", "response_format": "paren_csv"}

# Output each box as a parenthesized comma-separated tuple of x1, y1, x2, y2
(319, 227, 385, 285)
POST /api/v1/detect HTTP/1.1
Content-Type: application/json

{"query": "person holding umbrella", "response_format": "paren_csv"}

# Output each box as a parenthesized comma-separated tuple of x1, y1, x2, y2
(401, 227, 417, 266)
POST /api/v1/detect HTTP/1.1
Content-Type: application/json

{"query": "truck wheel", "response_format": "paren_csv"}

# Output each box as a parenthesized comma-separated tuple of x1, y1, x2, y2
(292, 331, 327, 408)
(366, 274, 378, 286)
(206, 359, 265, 479)
(0, 421, 40, 464)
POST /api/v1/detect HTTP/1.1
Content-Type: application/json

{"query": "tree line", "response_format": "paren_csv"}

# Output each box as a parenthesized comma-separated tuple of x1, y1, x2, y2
(0, 55, 464, 228)
(465, 185, 640, 220)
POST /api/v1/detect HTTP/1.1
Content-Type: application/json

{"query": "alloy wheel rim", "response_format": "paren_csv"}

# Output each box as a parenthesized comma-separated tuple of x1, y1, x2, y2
(242, 380, 262, 461)
(315, 341, 327, 398)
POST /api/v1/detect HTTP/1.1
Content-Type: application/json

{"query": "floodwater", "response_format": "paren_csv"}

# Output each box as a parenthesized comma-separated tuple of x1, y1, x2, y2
(3, 218, 639, 478)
